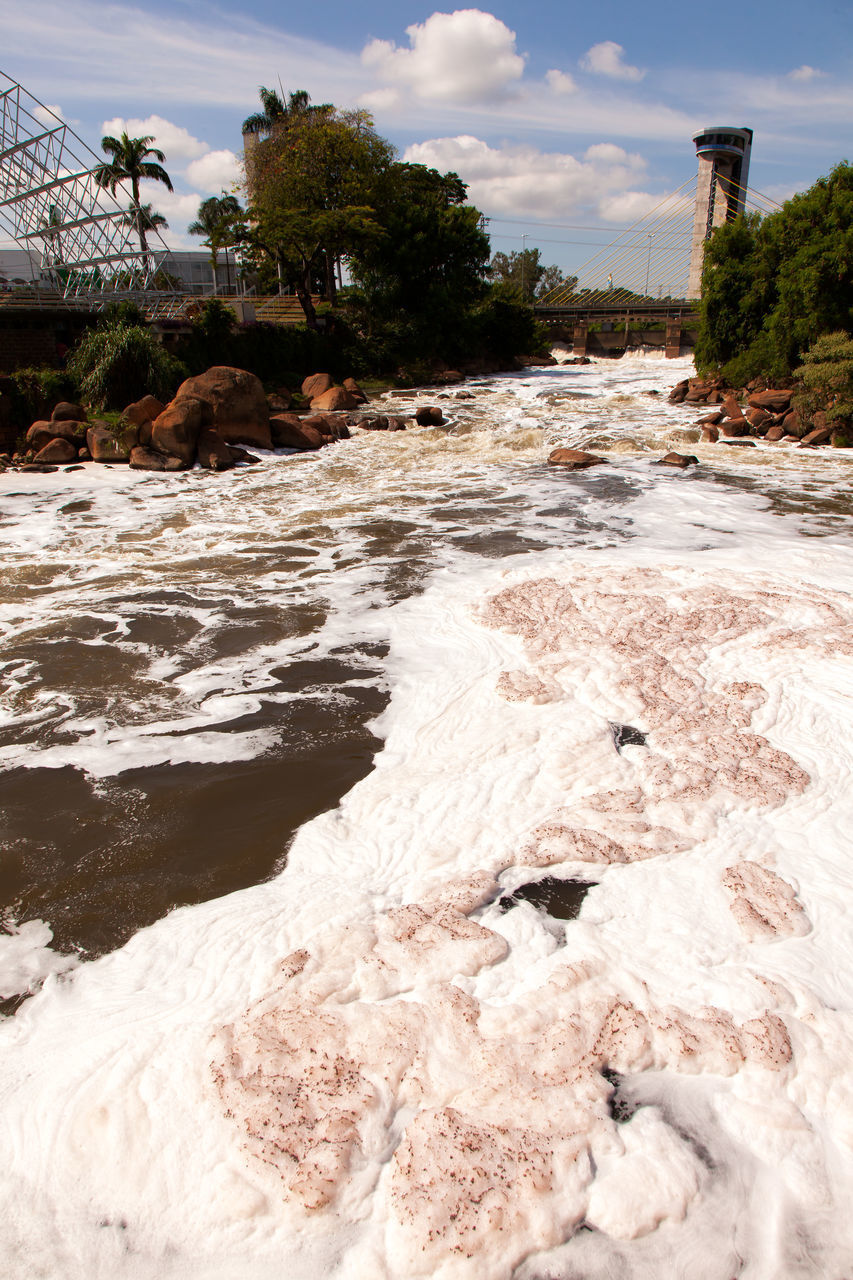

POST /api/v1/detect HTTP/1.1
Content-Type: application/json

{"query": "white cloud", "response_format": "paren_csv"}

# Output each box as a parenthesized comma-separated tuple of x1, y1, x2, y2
(580, 41, 645, 83)
(357, 88, 402, 112)
(546, 69, 577, 95)
(789, 65, 825, 82)
(403, 134, 648, 220)
(185, 150, 241, 193)
(101, 114, 208, 160)
(33, 103, 64, 126)
(362, 9, 525, 105)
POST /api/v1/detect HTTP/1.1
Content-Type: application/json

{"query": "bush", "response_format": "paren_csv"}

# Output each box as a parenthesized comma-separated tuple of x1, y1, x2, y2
(7, 366, 78, 424)
(793, 330, 853, 424)
(68, 323, 186, 410)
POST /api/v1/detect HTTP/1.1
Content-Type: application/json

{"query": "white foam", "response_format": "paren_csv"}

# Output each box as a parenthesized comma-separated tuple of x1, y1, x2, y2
(0, 918, 78, 1000)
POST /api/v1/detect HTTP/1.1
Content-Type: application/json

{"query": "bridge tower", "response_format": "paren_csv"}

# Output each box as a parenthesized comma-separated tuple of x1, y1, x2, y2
(686, 125, 752, 299)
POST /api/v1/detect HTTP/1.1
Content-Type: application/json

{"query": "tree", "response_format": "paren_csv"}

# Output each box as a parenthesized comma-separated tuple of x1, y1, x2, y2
(793, 330, 853, 424)
(122, 203, 168, 235)
(348, 162, 491, 367)
(695, 162, 853, 380)
(94, 132, 173, 262)
(188, 194, 245, 293)
(247, 105, 393, 325)
(537, 264, 578, 301)
(489, 249, 577, 304)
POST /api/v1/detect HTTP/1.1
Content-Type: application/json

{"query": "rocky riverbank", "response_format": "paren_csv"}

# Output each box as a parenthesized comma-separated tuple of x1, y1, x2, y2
(0, 365, 449, 476)
(669, 375, 851, 448)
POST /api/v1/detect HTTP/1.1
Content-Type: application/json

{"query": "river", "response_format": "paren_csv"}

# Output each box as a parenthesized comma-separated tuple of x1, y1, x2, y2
(1, 354, 852, 1278)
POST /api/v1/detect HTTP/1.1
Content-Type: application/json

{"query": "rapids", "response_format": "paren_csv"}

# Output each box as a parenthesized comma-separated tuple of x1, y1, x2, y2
(1, 354, 852, 1278)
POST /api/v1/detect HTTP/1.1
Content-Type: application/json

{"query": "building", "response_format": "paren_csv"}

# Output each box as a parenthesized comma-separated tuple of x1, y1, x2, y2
(686, 126, 753, 300)
(0, 247, 240, 296)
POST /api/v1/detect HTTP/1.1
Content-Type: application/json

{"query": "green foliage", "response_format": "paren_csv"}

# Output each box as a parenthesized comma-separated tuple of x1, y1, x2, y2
(793, 330, 853, 423)
(696, 163, 853, 378)
(68, 320, 186, 410)
(94, 132, 173, 256)
(489, 249, 578, 305)
(6, 366, 77, 426)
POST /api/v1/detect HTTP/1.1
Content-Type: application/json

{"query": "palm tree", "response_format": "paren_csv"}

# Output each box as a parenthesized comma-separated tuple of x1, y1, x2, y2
(188, 194, 244, 294)
(94, 132, 173, 260)
(122, 203, 168, 235)
(241, 87, 312, 138)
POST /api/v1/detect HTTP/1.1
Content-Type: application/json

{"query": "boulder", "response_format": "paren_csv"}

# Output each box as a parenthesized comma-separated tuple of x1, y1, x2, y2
(26, 420, 55, 451)
(343, 377, 368, 403)
(720, 438, 756, 447)
(34, 437, 77, 464)
(151, 396, 206, 464)
(129, 446, 168, 471)
(780, 408, 805, 438)
(48, 418, 89, 445)
(269, 413, 324, 451)
(700, 426, 720, 443)
(137, 420, 154, 448)
(696, 410, 724, 425)
(228, 446, 261, 464)
(765, 425, 787, 442)
(747, 389, 793, 413)
(303, 413, 349, 440)
(310, 386, 358, 412)
(301, 372, 334, 400)
(548, 448, 605, 470)
(433, 369, 464, 385)
(668, 379, 689, 403)
(267, 390, 292, 414)
(87, 423, 131, 463)
(123, 395, 165, 427)
(656, 452, 698, 468)
(51, 401, 86, 423)
(176, 366, 271, 450)
(78, 447, 91, 461)
(719, 421, 746, 438)
(414, 406, 444, 426)
(722, 394, 745, 421)
(746, 407, 772, 431)
(799, 426, 832, 447)
(20, 462, 58, 473)
(197, 428, 235, 470)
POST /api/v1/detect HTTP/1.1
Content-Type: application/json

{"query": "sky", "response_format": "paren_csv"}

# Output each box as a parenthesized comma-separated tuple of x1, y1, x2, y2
(2, 0, 853, 276)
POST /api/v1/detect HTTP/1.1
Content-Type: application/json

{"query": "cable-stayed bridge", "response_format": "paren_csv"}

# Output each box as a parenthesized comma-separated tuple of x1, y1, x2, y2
(533, 170, 780, 355)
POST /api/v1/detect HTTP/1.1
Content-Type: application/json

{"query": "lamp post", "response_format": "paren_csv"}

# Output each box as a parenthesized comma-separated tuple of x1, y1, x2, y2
(521, 232, 528, 302)
(645, 233, 654, 297)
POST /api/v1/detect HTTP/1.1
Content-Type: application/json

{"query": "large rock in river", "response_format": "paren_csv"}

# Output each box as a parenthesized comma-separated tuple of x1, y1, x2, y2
(301, 372, 334, 401)
(176, 367, 271, 450)
(310, 386, 358, 412)
(151, 396, 206, 465)
(87, 422, 131, 462)
(748, 389, 793, 413)
(34, 437, 77, 464)
(270, 413, 324, 451)
(548, 448, 605, 470)
(197, 428, 235, 470)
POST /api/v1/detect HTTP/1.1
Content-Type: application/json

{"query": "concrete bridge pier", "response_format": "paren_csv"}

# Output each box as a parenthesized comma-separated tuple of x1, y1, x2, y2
(572, 319, 589, 357)
(665, 317, 683, 358)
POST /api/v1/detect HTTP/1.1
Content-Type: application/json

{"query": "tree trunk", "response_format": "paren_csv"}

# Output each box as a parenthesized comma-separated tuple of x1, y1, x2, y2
(324, 250, 336, 304)
(294, 255, 317, 328)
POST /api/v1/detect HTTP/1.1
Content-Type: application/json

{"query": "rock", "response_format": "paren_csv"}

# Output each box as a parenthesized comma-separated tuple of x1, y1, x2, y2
(267, 390, 292, 414)
(414, 406, 444, 426)
(34, 437, 77, 463)
(20, 462, 58, 473)
(720, 438, 757, 446)
(722, 394, 745, 421)
(343, 377, 368, 403)
(303, 414, 350, 440)
(831, 428, 852, 447)
(63, 465, 85, 473)
(685, 378, 719, 403)
(746, 407, 772, 431)
(357, 415, 389, 431)
(301, 373, 335, 401)
(151, 396, 205, 465)
(719, 421, 746, 438)
(77, 447, 91, 461)
(310, 386, 358, 412)
(176, 367, 271, 449)
(47, 418, 89, 445)
(548, 448, 605, 469)
(799, 426, 832, 447)
(700, 426, 720, 443)
(228, 446, 260, 464)
(519, 354, 558, 366)
(765, 425, 786, 442)
(197, 428, 235, 470)
(433, 369, 464, 385)
(26, 420, 55, 451)
(129, 446, 168, 471)
(656, 452, 698, 467)
(51, 401, 86, 422)
(87, 423, 131, 462)
(697, 410, 724, 425)
(780, 408, 805, 438)
(137, 420, 154, 448)
(123, 395, 165, 427)
(269, 414, 324, 451)
(668, 379, 689, 403)
(747, 389, 793, 413)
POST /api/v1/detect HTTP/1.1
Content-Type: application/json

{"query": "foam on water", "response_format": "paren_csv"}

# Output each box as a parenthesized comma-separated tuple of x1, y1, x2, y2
(1, 356, 853, 1277)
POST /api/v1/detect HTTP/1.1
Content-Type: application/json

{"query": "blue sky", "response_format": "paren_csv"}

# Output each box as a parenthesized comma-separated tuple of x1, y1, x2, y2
(3, 0, 852, 275)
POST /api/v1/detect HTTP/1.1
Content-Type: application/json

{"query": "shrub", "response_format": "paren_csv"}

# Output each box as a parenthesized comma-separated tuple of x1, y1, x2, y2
(793, 330, 853, 424)
(7, 366, 77, 424)
(68, 323, 186, 410)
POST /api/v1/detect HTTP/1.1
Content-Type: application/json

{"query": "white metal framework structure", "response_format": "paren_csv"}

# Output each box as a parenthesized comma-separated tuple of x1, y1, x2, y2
(0, 69, 180, 312)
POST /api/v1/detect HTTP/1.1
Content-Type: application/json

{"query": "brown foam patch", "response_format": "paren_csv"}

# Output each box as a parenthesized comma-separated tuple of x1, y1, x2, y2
(723, 861, 810, 940)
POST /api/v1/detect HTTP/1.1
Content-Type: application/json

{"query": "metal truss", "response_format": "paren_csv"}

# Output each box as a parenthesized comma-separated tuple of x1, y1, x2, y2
(0, 69, 182, 313)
